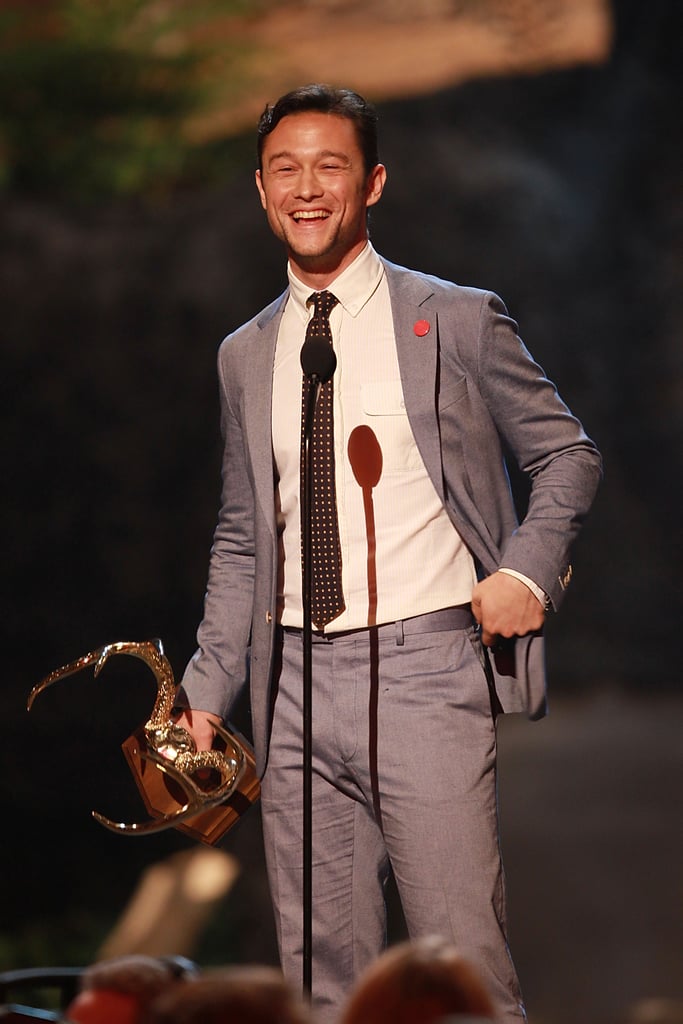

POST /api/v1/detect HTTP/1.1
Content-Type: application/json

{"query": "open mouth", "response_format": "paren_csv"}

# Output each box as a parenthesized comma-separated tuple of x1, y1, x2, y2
(291, 210, 330, 222)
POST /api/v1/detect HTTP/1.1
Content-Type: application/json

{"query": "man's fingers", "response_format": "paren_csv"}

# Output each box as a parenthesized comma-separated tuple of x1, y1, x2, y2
(174, 709, 221, 751)
(472, 571, 545, 644)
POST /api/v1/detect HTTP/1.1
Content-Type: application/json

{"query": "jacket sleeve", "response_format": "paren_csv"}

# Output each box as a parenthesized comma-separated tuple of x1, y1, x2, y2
(475, 291, 602, 609)
(176, 337, 256, 720)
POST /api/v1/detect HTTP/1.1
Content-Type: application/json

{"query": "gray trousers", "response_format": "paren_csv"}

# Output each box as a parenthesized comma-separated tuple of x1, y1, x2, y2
(260, 617, 526, 1024)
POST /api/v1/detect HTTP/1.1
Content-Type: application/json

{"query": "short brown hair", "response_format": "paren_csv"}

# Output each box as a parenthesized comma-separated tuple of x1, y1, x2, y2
(340, 937, 496, 1024)
(147, 965, 312, 1024)
(257, 83, 379, 176)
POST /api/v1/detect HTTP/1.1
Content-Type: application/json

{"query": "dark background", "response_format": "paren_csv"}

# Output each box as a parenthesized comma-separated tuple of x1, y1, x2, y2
(2, 2, 681, 1021)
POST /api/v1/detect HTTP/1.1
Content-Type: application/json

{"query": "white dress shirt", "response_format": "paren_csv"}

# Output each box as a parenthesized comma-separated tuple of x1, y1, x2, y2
(272, 243, 482, 631)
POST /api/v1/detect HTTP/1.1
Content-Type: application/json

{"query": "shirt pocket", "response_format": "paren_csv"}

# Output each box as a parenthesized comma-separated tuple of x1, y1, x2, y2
(360, 380, 424, 473)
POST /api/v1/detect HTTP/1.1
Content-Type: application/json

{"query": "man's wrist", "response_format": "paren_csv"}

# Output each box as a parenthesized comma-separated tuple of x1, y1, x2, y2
(498, 567, 550, 610)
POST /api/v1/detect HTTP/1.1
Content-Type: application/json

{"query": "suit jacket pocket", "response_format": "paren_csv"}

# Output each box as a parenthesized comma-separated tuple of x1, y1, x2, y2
(438, 374, 468, 411)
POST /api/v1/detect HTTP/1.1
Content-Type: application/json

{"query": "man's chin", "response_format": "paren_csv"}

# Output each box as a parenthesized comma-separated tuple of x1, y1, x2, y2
(286, 235, 335, 261)
(287, 244, 339, 274)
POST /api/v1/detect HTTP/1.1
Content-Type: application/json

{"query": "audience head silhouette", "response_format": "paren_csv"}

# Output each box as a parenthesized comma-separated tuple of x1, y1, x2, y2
(146, 964, 313, 1024)
(65, 954, 193, 1024)
(340, 936, 497, 1024)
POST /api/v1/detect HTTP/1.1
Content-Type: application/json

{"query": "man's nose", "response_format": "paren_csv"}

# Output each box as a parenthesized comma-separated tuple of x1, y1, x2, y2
(295, 167, 323, 199)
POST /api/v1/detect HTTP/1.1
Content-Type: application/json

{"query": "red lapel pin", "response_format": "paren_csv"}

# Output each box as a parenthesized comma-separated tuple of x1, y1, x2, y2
(413, 319, 430, 337)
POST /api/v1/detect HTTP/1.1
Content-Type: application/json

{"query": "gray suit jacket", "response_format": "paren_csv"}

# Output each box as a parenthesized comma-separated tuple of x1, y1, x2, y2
(179, 258, 602, 776)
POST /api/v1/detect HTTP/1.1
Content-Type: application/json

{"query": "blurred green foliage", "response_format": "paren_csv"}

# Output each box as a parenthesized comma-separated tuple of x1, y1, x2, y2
(0, 0, 252, 199)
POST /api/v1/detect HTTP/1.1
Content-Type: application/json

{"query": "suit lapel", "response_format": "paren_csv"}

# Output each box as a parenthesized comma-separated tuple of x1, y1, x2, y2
(384, 260, 501, 574)
(384, 263, 446, 505)
(243, 292, 287, 539)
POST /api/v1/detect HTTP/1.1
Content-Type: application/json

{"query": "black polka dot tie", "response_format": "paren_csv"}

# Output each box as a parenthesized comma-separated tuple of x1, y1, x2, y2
(300, 290, 345, 628)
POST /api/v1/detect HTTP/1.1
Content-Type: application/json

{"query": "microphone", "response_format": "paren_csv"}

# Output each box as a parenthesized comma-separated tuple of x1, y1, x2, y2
(300, 336, 337, 383)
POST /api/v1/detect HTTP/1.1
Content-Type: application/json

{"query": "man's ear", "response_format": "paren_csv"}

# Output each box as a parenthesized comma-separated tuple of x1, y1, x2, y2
(255, 168, 267, 211)
(365, 163, 387, 209)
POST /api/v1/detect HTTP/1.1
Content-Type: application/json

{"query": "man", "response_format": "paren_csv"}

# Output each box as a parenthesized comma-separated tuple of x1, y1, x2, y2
(176, 84, 601, 1023)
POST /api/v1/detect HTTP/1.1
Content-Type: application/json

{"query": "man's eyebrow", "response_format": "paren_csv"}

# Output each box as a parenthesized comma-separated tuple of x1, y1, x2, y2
(267, 150, 296, 165)
(317, 150, 351, 163)
(267, 149, 352, 166)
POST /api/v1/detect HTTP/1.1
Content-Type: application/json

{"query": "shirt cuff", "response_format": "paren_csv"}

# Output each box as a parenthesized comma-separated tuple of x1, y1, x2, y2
(498, 568, 549, 610)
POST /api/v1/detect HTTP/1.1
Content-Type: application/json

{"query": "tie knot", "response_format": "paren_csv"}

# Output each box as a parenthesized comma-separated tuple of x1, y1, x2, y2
(308, 290, 339, 320)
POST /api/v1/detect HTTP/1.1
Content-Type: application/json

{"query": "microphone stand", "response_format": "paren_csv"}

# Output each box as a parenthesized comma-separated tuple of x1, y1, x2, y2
(300, 375, 318, 995)
(300, 333, 337, 997)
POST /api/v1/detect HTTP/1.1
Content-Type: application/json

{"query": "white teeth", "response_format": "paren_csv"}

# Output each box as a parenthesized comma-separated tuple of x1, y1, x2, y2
(292, 211, 328, 220)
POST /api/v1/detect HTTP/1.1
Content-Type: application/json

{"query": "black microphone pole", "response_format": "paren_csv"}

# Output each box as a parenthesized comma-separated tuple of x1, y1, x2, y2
(300, 336, 337, 996)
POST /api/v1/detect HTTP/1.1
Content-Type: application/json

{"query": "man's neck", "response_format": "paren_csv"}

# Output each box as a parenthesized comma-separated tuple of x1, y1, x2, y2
(287, 239, 369, 291)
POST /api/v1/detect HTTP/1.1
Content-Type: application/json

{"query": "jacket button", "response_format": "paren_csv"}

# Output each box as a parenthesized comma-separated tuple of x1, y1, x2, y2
(265, 611, 272, 624)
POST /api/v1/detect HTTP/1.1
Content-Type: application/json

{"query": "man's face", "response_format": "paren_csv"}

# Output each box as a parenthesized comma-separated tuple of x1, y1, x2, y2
(255, 111, 386, 286)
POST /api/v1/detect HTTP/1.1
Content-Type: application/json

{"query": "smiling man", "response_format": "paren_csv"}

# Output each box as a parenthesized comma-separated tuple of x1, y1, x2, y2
(255, 109, 385, 286)
(175, 84, 601, 1023)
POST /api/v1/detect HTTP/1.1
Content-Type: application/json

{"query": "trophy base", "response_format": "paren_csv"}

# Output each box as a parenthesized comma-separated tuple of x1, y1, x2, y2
(121, 724, 260, 846)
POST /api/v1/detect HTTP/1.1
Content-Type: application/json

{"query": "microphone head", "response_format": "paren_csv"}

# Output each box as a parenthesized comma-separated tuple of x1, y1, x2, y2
(300, 337, 337, 383)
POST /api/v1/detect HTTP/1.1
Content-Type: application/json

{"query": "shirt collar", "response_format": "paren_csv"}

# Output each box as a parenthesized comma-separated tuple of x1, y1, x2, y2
(287, 243, 385, 321)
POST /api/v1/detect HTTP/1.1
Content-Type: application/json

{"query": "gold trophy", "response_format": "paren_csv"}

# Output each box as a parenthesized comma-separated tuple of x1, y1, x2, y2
(27, 639, 260, 845)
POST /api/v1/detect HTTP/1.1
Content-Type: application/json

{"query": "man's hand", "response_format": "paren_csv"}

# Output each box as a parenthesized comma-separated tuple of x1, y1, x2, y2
(471, 571, 546, 648)
(173, 708, 223, 751)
